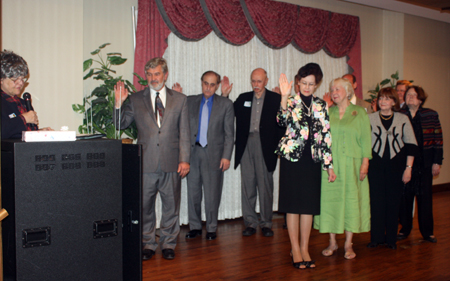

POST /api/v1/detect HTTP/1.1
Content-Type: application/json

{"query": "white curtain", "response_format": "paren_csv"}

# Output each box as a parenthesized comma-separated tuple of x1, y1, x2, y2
(153, 32, 347, 226)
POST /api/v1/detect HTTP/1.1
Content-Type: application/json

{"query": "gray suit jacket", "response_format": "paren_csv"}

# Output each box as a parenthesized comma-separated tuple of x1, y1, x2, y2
(187, 94, 234, 170)
(116, 87, 190, 173)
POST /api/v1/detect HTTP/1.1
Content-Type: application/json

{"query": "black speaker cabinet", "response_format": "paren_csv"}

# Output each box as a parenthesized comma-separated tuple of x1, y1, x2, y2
(1, 139, 123, 281)
(121, 143, 142, 281)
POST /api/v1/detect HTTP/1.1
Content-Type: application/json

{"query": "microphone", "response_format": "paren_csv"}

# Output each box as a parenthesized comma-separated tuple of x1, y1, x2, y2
(22, 92, 38, 129)
(23, 92, 34, 111)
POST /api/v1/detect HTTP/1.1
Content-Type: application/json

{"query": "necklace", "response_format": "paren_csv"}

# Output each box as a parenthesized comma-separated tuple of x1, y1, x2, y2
(301, 98, 312, 117)
(379, 112, 393, 120)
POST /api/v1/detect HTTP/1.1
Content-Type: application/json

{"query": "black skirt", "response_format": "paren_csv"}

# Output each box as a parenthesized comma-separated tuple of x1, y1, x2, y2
(278, 149, 322, 215)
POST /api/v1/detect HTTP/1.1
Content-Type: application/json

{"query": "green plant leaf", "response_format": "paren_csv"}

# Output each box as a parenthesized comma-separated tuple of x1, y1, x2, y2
(94, 72, 111, 80)
(105, 77, 122, 87)
(106, 125, 117, 139)
(72, 104, 85, 113)
(92, 123, 106, 135)
(91, 49, 101, 55)
(83, 59, 93, 72)
(391, 71, 399, 80)
(101, 65, 116, 74)
(380, 79, 390, 86)
(133, 72, 145, 80)
(108, 56, 127, 65)
(99, 43, 110, 49)
(92, 97, 108, 105)
(107, 52, 121, 56)
(125, 80, 137, 93)
(92, 86, 109, 96)
(83, 69, 94, 80)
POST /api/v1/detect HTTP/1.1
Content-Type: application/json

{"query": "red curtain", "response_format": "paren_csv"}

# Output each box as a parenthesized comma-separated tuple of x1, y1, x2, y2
(133, 0, 171, 89)
(202, 0, 254, 45)
(241, 0, 297, 49)
(293, 7, 329, 54)
(134, 0, 363, 98)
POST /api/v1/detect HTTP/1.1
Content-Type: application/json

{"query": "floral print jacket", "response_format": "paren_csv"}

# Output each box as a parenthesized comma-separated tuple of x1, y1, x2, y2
(275, 94, 333, 170)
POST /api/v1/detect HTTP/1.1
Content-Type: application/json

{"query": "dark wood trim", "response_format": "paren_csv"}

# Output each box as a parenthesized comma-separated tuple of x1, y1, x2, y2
(433, 182, 450, 193)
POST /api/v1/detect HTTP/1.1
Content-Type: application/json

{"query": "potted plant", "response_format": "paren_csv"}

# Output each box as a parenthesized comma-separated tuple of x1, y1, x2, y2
(365, 71, 413, 103)
(72, 43, 139, 140)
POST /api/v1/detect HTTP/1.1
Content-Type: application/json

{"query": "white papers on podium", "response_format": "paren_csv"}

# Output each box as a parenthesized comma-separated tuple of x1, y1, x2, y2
(22, 131, 76, 142)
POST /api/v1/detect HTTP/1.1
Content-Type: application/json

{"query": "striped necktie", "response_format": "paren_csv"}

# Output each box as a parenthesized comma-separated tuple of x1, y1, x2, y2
(155, 92, 164, 126)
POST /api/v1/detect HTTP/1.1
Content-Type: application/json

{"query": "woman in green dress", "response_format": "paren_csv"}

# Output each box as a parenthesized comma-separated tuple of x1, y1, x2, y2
(314, 78, 372, 259)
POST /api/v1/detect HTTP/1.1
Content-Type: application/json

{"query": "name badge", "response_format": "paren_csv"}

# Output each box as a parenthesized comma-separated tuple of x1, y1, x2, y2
(9, 113, 17, 119)
(244, 101, 252, 107)
(314, 111, 324, 118)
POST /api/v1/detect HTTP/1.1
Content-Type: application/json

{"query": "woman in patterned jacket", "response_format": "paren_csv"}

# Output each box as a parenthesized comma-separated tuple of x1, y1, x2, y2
(276, 63, 336, 269)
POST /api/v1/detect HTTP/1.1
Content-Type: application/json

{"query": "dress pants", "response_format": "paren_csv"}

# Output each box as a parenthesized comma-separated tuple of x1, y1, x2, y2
(241, 133, 274, 229)
(187, 145, 224, 232)
(142, 167, 181, 251)
(368, 160, 404, 245)
(399, 168, 434, 238)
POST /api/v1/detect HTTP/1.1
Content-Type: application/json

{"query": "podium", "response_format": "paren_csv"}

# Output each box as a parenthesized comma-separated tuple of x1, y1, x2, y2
(1, 139, 142, 281)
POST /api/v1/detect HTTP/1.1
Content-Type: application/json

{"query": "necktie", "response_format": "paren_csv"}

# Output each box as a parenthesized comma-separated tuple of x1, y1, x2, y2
(155, 92, 164, 126)
(199, 100, 209, 147)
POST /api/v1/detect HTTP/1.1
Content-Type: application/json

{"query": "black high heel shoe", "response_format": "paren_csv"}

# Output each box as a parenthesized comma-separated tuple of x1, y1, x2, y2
(293, 261, 307, 269)
(290, 251, 306, 269)
(304, 260, 315, 268)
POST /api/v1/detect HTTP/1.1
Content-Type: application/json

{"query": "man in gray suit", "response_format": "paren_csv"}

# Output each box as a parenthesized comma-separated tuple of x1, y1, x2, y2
(114, 57, 190, 261)
(343, 74, 373, 113)
(185, 71, 234, 241)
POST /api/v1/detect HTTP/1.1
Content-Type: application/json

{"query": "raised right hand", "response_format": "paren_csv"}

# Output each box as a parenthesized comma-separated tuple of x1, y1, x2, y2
(114, 80, 129, 108)
(278, 73, 293, 97)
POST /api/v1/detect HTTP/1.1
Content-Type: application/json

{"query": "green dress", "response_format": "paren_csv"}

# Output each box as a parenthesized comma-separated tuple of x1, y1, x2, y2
(314, 104, 372, 234)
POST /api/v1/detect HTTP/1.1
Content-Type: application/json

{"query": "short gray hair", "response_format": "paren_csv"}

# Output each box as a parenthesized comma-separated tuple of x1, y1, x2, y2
(1, 50, 29, 79)
(145, 57, 168, 74)
(330, 77, 355, 100)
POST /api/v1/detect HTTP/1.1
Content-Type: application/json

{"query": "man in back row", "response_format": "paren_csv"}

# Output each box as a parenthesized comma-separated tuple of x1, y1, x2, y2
(185, 71, 234, 241)
(231, 68, 285, 237)
(342, 74, 373, 113)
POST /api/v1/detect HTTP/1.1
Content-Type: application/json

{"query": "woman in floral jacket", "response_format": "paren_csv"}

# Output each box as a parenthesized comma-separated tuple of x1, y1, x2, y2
(276, 63, 336, 269)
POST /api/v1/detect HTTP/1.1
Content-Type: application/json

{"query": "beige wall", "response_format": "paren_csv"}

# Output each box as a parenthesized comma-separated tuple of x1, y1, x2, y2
(404, 15, 450, 184)
(2, 0, 83, 131)
(1, 0, 449, 184)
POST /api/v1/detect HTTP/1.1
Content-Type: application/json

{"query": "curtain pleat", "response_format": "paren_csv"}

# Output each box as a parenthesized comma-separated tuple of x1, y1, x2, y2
(201, 0, 254, 45)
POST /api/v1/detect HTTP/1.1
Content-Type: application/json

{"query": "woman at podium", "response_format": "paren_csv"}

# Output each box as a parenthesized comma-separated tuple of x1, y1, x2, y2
(1, 50, 52, 139)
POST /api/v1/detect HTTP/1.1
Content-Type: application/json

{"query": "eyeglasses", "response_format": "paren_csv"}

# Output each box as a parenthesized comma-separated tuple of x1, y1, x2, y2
(300, 81, 316, 87)
(9, 77, 28, 84)
(406, 93, 418, 98)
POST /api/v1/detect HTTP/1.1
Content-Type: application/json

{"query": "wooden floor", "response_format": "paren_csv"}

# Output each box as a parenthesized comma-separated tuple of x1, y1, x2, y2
(142, 191, 450, 281)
